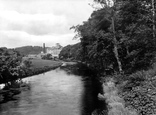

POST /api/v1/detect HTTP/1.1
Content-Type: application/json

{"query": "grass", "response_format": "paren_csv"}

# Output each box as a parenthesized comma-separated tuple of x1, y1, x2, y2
(30, 58, 62, 68)
(98, 78, 137, 115)
(23, 58, 63, 77)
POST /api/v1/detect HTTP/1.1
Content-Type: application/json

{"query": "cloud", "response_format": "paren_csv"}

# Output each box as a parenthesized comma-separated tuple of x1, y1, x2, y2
(0, 30, 79, 48)
(0, 11, 69, 35)
(0, 0, 93, 48)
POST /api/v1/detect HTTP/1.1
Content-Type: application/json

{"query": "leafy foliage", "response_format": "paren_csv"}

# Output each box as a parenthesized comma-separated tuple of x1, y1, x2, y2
(71, 1, 156, 114)
(59, 43, 81, 61)
(41, 53, 53, 60)
(72, 0, 156, 74)
(119, 68, 156, 115)
(0, 48, 27, 83)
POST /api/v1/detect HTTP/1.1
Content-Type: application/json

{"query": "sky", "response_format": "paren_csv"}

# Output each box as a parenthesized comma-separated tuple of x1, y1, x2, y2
(0, 0, 94, 48)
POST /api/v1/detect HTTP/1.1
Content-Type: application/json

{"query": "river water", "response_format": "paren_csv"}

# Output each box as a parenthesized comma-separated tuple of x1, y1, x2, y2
(0, 64, 106, 115)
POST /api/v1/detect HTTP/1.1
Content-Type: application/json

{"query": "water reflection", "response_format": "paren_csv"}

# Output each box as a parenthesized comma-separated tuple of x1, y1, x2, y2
(0, 65, 106, 115)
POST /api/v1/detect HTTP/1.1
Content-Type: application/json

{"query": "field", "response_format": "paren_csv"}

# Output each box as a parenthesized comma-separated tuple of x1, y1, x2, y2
(30, 58, 62, 68)
(23, 58, 63, 77)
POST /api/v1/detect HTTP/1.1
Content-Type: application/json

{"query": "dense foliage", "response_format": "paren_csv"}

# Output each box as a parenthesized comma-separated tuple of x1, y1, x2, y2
(0, 47, 61, 84)
(71, 0, 156, 115)
(59, 43, 81, 60)
(72, 0, 156, 74)
(0, 48, 28, 83)
(117, 66, 156, 115)
(41, 53, 53, 60)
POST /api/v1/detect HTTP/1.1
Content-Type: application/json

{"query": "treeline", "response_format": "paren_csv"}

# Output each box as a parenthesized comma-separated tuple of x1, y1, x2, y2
(72, 0, 156, 74)
(59, 43, 81, 61)
(15, 46, 43, 56)
(71, 0, 156, 114)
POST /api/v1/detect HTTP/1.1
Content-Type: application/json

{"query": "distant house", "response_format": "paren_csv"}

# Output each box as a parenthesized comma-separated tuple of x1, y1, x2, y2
(46, 43, 63, 58)
(27, 54, 37, 59)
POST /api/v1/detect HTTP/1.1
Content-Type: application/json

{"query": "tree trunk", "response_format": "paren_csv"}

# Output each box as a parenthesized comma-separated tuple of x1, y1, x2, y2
(152, 0, 155, 39)
(126, 46, 130, 55)
(112, 1, 123, 73)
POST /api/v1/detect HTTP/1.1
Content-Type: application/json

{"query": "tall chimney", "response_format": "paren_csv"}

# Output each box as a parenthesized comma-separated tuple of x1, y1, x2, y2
(43, 43, 46, 53)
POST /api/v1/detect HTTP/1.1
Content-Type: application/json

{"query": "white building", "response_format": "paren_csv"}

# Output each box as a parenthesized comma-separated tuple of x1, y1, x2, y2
(46, 43, 63, 58)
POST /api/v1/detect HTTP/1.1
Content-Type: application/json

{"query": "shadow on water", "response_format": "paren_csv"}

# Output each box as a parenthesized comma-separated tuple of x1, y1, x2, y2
(61, 63, 107, 115)
(80, 77, 107, 115)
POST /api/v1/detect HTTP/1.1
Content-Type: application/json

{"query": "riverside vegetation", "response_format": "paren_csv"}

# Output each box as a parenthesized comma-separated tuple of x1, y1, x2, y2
(0, 48, 62, 84)
(61, 0, 156, 115)
(0, 47, 62, 103)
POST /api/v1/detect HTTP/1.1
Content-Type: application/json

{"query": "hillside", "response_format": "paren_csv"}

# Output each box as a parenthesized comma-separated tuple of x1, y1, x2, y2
(15, 46, 43, 55)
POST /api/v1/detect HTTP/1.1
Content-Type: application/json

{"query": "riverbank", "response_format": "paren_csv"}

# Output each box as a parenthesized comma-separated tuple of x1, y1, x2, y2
(116, 68, 156, 115)
(97, 65, 156, 115)
(0, 58, 63, 103)
(97, 78, 137, 115)
(60, 61, 156, 115)
(23, 58, 63, 78)
(0, 62, 105, 115)
(0, 58, 63, 84)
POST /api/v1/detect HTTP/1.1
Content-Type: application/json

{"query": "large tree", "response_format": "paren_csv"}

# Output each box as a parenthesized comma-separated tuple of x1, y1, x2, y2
(152, 0, 155, 38)
(90, 0, 124, 73)
(72, 0, 156, 74)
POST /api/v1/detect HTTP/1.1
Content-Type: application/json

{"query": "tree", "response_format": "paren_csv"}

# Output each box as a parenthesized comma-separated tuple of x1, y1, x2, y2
(93, 0, 123, 73)
(0, 48, 25, 83)
(72, 8, 117, 73)
(41, 53, 52, 60)
(152, 0, 155, 38)
(59, 43, 81, 60)
(72, 0, 156, 74)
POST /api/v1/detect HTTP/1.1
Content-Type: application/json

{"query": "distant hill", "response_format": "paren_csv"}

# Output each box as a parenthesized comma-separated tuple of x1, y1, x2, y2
(59, 43, 81, 60)
(15, 46, 43, 55)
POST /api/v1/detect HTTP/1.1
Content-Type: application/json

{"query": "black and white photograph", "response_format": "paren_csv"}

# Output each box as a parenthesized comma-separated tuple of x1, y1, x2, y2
(0, 0, 156, 115)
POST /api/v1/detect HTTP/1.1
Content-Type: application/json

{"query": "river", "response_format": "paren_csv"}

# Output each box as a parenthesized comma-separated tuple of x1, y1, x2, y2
(0, 64, 106, 115)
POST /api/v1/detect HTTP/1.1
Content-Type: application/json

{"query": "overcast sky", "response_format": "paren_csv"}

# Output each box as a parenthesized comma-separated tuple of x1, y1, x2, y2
(0, 0, 94, 48)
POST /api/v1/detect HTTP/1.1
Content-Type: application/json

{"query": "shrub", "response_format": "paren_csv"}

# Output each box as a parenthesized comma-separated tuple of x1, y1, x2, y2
(120, 68, 156, 115)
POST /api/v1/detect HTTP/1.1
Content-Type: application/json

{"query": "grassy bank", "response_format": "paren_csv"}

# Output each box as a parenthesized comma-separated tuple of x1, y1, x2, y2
(31, 58, 62, 69)
(23, 58, 63, 78)
(99, 65, 156, 115)
(93, 62, 156, 115)
(97, 78, 137, 115)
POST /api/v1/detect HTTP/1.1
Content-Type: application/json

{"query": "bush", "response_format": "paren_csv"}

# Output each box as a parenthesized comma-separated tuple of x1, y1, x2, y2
(119, 68, 156, 115)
